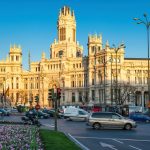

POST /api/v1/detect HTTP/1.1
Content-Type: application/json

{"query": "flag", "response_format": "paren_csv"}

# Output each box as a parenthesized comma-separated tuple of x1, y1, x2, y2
(5, 86, 9, 97)
(2, 86, 5, 97)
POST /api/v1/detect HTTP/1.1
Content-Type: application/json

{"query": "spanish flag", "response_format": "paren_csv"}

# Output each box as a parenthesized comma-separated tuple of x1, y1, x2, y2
(5, 86, 9, 97)
(2, 86, 5, 97)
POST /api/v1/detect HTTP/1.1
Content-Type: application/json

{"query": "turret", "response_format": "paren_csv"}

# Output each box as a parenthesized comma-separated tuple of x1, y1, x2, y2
(57, 6, 76, 43)
(88, 34, 103, 56)
(9, 44, 22, 64)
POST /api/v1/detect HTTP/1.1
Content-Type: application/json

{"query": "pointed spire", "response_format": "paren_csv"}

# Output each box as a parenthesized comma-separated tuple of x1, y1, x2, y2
(42, 52, 45, 60)
(6, 55, 9, 62)
(105, 40, 109, 48)
(72, 10, 74, 16)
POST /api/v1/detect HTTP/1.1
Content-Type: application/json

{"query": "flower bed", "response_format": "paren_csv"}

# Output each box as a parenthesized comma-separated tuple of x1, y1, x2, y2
(0, 125, 43, 150)
(0, 120, 23, 124)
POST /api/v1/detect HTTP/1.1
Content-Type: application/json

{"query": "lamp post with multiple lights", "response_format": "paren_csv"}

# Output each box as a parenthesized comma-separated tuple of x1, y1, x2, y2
(133, 14, 150, 105)
(113, 44, 125, 105)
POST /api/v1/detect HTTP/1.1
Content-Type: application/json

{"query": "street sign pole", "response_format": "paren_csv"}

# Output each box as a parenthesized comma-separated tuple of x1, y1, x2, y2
(53, 85, 57, 131)
(54, 95, 57, 131)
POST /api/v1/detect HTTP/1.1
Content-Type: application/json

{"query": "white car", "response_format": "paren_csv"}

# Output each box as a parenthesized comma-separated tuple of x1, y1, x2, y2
(64, 107, 89, 121)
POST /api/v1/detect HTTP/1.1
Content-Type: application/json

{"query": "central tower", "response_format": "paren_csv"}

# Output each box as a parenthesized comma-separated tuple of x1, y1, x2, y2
(58, 6, 76, 43)
(50, 6, 83, 59)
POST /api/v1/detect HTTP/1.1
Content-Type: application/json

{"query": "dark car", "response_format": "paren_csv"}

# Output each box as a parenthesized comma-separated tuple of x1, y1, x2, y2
(42, 109, 63, 118)
(0, 108, 10, 116)
(129, 112, 150, 122)
(25, 109, 49, 119)
(144, 109, 150, 117)
(25, 109, 37, 117)
(37, 110, 49, 119)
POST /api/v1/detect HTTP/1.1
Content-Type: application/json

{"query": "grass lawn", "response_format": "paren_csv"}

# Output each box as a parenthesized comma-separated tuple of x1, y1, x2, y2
(39, 129, 82, 150)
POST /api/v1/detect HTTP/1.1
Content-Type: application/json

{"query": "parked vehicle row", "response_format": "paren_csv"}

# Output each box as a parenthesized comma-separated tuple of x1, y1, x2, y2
(25, 108, 64, 119)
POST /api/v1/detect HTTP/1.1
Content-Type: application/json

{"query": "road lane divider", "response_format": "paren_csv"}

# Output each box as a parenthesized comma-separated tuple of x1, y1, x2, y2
(67, 133, 90, 150)
(129, 145, 142, 150)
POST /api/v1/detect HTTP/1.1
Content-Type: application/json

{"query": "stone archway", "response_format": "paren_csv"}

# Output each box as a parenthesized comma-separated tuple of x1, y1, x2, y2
(48, 80, 60, 89)
(47, 79, 60, 108)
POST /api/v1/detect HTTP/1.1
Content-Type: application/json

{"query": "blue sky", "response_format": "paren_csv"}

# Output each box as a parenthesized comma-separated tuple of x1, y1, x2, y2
(0, 0, 150, 70)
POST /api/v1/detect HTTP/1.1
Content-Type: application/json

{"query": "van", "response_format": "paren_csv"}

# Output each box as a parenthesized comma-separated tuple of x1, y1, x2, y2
(87, 112, 137, 130)
(64, 107, 89, 121)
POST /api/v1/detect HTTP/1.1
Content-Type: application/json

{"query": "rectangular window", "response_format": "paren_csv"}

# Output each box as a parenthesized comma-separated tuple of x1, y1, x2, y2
(72, 81, 75, 87)
(37, 83, 39, 89)
(92, 90, 95, 101)
(63, 93, 65, 102)
(16, 55, 19, 61)
(11, 56, 14, 61)
(16, 83, 19, 89)
(92, 79, 94, 85)
(135, 77, 137, 84)
(25, 84, 27, 89)
(78, 92, 82, 102)
(72, 92, 75, 102)
(79, 81, 81, 87)
(73, 29, 75, 42)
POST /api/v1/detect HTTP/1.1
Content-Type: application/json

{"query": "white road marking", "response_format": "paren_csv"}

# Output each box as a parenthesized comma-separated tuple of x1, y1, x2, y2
(74, 136, 150, 142)
(113, 139, 123, 144)
(100, 142, 118, 150)
(68, 133, 90, 150)
(43, 123, 54, 128)
(129, 145, 142, 150)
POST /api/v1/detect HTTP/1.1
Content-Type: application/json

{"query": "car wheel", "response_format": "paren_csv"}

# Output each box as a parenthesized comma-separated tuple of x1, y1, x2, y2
(146, 120, 150, 123)
(68, 117, 72, 121)
(93, 123, 101, 130)
(124, 123, 132, 130)
(40, 116, 44, 119)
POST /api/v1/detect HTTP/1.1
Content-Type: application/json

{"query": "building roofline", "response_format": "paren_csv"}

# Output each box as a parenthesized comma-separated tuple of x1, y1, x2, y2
(125, 57, 148, 60)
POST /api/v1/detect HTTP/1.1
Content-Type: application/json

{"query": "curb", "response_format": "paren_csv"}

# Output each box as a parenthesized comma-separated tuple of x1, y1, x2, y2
(66, 133, 90, 150)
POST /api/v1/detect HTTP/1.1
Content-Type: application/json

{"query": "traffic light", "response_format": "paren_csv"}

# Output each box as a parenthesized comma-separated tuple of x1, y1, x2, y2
(35, 94, 39, 103)
(57, 88, 61, 99)
(48, 88, 53, 101)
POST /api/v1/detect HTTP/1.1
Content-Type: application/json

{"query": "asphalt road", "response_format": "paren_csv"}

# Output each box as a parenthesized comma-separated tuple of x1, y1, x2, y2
(2, 115, 150, 150)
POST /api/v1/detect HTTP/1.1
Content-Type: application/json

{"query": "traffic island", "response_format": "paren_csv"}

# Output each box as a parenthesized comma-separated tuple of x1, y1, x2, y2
(39, 129, 82, 150)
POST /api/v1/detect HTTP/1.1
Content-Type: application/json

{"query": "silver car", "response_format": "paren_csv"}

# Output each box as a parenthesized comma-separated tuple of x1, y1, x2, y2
(87, 112, 137, 130)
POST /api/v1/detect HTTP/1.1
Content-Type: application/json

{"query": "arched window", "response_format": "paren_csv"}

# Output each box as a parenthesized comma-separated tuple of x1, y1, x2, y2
(58, 50, 64, 58)
(76, 50, 81, 57)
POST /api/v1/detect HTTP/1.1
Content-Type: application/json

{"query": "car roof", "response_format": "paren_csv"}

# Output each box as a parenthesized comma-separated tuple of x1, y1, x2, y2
(92, 112, 116, 114)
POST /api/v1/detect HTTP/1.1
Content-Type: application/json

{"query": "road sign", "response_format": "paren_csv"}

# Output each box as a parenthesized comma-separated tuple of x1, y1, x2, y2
(35, 104, 40, 110)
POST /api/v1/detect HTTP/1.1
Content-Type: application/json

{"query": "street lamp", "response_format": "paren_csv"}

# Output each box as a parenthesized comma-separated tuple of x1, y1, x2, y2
(102, 51, 113, 107)
(113, 43, 125, 105)
(133, 14, 150, 106)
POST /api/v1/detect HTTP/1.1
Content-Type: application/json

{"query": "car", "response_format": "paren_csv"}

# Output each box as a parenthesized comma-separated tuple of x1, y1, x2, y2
(129, 112, 150, 122)
(42, 108, 63, 118)
(37, 110, 50, 119)
(64, 107, 89, 121)
(0, 108, 10, 116)
(87, 112, 137, 130)
(143, 109, 150, 117)
(25, 109, 49, 119)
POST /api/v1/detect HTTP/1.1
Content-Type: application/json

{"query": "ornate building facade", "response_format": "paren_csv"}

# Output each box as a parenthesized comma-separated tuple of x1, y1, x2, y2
(0, 6, 149, 108)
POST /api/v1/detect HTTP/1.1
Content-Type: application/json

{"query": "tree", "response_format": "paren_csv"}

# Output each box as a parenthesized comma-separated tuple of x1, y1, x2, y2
(114, 82, 136, 106)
